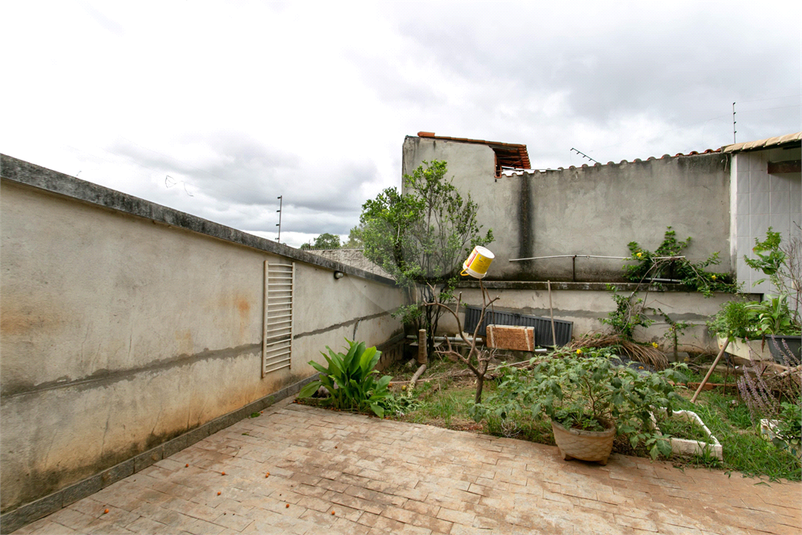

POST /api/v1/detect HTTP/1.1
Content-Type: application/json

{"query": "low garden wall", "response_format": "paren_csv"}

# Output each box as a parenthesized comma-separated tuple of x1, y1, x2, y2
(445, 281, 758, 354)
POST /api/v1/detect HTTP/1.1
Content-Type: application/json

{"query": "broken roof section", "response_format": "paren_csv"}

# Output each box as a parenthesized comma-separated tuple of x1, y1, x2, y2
(417, 131, 531, 177)
(722, 132, 802, 153)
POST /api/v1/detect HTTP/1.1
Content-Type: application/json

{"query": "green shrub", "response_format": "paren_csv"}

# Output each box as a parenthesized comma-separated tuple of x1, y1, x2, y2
(298, 339, 392, 417)
(471, 349, 688, 459)
(625, 227, 737, 296)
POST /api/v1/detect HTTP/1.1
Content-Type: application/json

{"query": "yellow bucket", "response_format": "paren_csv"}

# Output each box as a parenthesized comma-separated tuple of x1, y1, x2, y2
(462, 246, 495, 279)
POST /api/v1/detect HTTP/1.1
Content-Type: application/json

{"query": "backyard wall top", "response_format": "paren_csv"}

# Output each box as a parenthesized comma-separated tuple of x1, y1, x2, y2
(0, 154, 394, 286)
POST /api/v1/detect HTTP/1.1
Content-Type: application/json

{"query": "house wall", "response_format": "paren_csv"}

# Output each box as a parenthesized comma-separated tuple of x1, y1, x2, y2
(403, 136, 733, 282)
(0, 155, 405, 516)
(731, 146, 802, 295)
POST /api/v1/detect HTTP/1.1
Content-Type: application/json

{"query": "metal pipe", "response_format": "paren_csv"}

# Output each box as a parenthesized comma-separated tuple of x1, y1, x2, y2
(509, 254, 686, 262)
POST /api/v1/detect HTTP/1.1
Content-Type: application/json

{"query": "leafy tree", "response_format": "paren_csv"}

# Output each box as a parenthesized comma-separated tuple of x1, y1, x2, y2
(343, 225, 364, 249)
(359, 160, 493, 355)
(300, 232, 341, 250)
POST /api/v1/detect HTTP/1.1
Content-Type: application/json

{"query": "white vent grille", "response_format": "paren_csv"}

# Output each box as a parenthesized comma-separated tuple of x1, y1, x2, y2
(262, 261, 294, 376)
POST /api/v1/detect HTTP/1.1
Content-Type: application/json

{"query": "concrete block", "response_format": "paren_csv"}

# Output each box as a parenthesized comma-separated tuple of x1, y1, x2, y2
(0, 492, 62, 533)
(486, 325, 535, 351)
(163, 434, 189, 459)
(184, 425, 211, 447)
(101, 459, 134, 488)
(62, 475, 102, 506)
(134, 447, 163, 472)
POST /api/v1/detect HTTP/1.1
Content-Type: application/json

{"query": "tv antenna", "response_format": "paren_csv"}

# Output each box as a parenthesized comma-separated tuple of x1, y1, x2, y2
(732, 102, 737, 143)
(570, 147, 599, 165)
(276, 195, 283, 243)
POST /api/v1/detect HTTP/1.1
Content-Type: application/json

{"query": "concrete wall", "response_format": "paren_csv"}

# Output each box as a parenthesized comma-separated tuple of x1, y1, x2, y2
(731, 146, 802, 295)
(443, 281, 758, 354)
(403, 136, 732, 282)
(0, 155, 405, 516)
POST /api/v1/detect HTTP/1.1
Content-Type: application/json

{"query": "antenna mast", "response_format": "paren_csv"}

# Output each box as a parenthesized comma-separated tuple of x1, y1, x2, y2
(732, 102, 737, 143)
(276, 195, 283, 243)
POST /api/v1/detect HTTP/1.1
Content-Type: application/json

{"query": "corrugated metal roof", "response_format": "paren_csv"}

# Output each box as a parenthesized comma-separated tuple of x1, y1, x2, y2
(722, 132, 802, 153)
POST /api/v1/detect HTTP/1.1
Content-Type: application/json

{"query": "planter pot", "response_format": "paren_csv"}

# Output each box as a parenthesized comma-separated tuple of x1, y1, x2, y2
(760, 419, 802, 460)
(717, 336, 772, 363)
(651, 409, 723, 461)
(551, 419, 616, 465)
(766, 335, 801, 364)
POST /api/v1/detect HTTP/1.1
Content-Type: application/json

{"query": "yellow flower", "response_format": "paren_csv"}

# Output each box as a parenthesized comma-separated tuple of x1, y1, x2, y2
(576, 349, 582, 355)
(711, 275, 717, 280)
(636, 252, 643, 258)
(651, 342, 659, 348)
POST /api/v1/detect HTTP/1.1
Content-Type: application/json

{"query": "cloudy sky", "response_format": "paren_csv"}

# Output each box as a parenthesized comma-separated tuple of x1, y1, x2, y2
(2, 0, 800, 248)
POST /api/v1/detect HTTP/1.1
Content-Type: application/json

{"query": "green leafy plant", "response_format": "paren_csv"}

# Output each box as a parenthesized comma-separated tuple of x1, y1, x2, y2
(360, 160, 493, 355)
(298, 340, 392, 417)
(747, 295, 799, 336)
(625, 226, 737, 296)
(707, 298, 760, 340)
(744, 227, 801, 331)
(773, 401, 802, 453)
(602, 284, 654, 340)
(376, 391, 422, 417)
(471, 349, 688, 459)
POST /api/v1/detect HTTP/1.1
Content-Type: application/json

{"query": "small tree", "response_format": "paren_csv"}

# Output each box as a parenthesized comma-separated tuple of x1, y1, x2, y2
(343, 226, 364, 249)
(300, 232, 341, 250)
(360, 160, 493, 354)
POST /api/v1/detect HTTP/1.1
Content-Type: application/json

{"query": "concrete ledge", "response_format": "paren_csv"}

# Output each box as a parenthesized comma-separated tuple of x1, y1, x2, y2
(0, 154, 395, 286)
(0, 373, 319, 534)
(457, 280, 711, 292)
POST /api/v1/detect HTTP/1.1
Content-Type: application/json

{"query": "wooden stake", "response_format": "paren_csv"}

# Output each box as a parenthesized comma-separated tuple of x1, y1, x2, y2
(548, 280, 557, 348)
(691, 337, 730, 403)
(410, 364, 427, 389)
(417, 329, 427, 364)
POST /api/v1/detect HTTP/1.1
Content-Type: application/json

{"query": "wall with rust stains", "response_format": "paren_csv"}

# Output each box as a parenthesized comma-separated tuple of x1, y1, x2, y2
(0, 155, 404, 515)
(402, 135, 732, 282)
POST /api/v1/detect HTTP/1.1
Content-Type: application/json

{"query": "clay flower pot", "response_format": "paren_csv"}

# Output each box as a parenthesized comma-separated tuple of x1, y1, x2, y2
(551, 419, 616, 465)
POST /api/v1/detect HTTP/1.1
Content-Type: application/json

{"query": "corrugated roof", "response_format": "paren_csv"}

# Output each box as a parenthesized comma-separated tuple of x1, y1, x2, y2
(416, 132, 531, 175)
(722, 132, 802, 153)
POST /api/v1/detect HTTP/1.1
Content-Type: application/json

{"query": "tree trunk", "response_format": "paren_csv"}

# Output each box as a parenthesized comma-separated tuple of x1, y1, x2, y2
(474, 375, 484, 404)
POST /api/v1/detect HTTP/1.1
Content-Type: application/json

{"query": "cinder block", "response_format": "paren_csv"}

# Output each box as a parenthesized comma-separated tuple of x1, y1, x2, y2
(486, 325, 535, 351)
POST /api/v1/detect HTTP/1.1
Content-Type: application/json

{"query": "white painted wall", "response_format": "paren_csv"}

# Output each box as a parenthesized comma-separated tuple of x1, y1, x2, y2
(731, 147, 802, 295)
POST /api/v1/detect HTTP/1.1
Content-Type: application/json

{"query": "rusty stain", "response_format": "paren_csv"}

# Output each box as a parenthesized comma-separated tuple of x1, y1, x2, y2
(236, 298, 251, 316)
(0, 306, 60, 335)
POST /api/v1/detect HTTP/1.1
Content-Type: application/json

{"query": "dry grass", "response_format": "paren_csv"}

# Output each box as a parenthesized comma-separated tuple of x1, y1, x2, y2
(569, 333, 668, 370)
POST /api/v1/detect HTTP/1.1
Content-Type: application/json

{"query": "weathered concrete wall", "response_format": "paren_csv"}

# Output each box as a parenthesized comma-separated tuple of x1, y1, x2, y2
(441, 281, 759, 353)
(0, 155, 405, 516)
(403, 136, 733, 282)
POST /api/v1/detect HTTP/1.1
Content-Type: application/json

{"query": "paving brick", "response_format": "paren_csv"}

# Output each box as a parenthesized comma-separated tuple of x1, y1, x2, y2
(11, 401, 801, 535)
(436, 507, 475, 525)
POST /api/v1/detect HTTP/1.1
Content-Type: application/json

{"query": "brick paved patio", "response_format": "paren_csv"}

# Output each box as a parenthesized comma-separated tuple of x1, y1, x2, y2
(13, 398, 801, 534)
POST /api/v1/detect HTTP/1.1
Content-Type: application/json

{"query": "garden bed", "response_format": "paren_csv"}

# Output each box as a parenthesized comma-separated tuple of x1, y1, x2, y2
(298, 352, 801, 482)
(652, 409, 723, 461)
